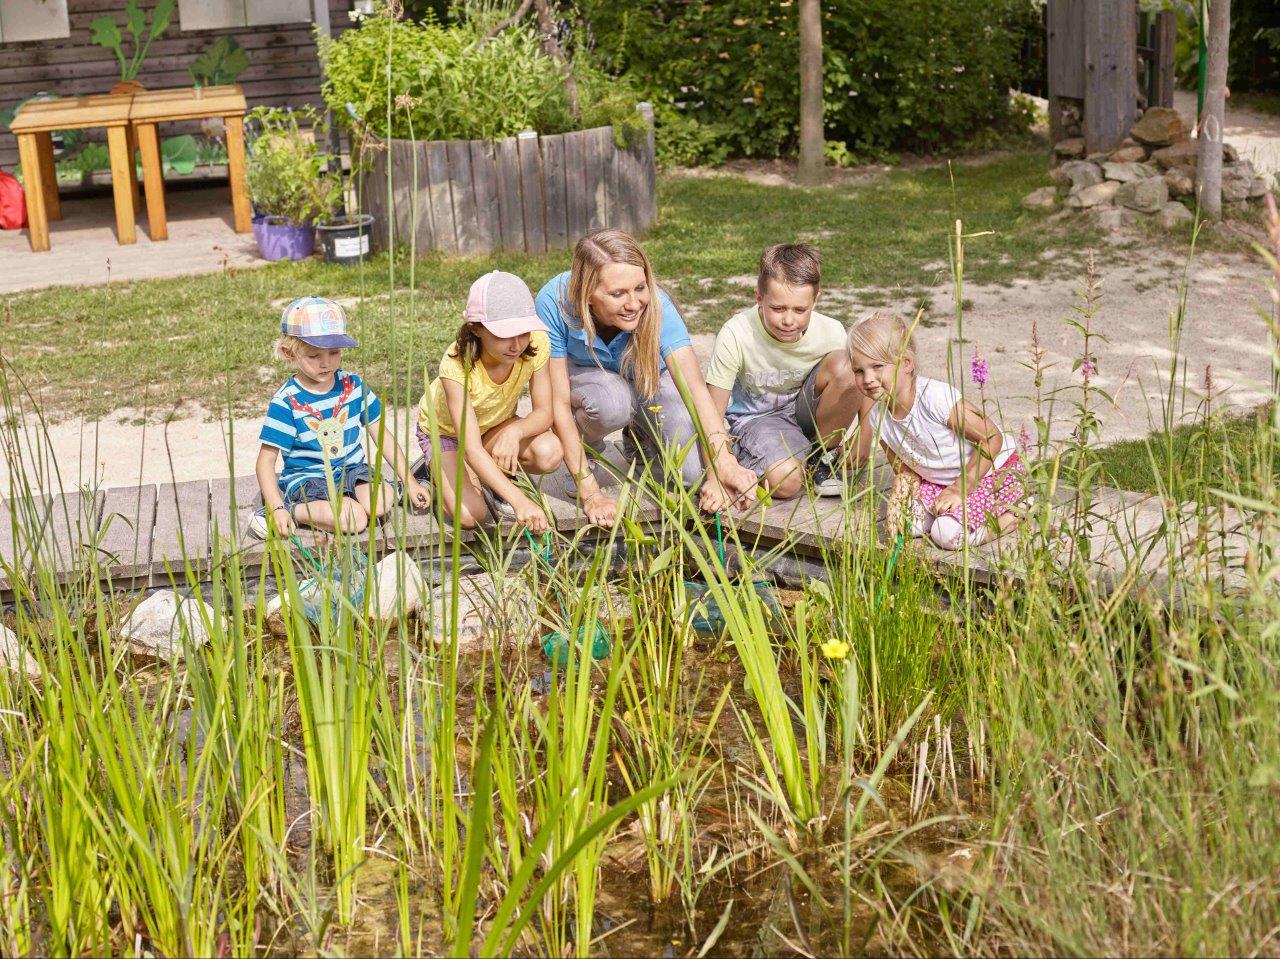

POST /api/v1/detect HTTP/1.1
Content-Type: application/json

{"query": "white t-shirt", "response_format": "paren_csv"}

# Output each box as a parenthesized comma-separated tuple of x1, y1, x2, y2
(872, 376, 1013, 486)
(704, 307, 846, 419)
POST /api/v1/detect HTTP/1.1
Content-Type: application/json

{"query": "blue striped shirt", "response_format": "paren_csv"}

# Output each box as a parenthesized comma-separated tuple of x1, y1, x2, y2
(259, 371, 382, 493)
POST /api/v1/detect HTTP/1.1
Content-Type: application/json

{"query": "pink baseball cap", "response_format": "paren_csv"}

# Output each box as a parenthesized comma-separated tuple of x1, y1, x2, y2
(464, 271, 546, 338)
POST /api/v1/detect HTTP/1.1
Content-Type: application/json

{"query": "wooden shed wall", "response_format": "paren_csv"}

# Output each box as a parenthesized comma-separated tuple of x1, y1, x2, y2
(0, 0, 350, 172)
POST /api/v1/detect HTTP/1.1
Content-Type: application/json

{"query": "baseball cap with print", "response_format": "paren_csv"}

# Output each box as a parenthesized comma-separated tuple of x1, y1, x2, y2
(464, 271, 546, 338)
(280, 296, 359, 349)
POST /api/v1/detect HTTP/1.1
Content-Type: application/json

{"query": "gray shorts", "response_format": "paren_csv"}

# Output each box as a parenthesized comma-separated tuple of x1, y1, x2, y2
(729, 362, 822, 477)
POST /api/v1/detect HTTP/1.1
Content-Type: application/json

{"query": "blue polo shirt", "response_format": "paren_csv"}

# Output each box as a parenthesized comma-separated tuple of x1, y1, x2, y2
(534, 271, 692, 377)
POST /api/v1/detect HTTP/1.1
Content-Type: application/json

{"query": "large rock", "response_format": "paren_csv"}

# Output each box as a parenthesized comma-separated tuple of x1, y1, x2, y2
(1164, 165, 1196, 197)
(1115, 176, 1169, 213)
(1108, 144, 1147, 163)
(1053, 137, 1086, 159)
(118, 590, 217, 660)
(1152, 141, 1201, 168)
(1249, 172, 1276, 199)
(1156, 202, 1195, 230)
(1067, 180, 1121, 209)
(367, 555, 429, 620)
(1223, 177, 1251, 203)
(1, 624, 40, 680)
(1090, 206, 1125, 231)
(1130, 107, 1191, 147)
(1021, 186, 1058, 210)
(1102, 161, 1158, 183)
(1053, 160, 1103, 192)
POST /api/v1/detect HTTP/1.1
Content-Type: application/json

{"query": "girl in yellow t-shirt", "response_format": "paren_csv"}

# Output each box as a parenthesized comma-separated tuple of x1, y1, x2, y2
(416, 271, 563, 532)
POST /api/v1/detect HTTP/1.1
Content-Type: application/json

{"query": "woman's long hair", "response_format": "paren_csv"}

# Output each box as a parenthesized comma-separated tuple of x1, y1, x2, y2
(564, 229, 663, 399)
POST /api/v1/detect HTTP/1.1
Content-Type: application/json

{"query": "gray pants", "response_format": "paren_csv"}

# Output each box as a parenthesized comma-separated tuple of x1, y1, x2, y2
(569, 363, 704, 487)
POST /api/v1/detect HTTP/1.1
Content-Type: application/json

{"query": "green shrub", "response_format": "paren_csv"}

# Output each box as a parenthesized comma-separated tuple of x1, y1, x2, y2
(244, 106, 343, 226)
(319, 11, 644, 142)
(580, 0, 1037, 164)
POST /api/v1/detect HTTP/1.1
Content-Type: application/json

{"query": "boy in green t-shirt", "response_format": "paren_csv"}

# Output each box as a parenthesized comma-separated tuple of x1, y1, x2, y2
(705, 244, 862, 499)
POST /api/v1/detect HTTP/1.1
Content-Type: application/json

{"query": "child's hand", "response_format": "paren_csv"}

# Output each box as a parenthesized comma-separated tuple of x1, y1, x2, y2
(489, 424, 524, 474)
(512, 493, 549, 534)
(270, 505, 295, 537)
(408, 480, 431, 511)
(582, 489, 618, 528)
(933, 484, 964, 516)
(698, 476, 734, 514)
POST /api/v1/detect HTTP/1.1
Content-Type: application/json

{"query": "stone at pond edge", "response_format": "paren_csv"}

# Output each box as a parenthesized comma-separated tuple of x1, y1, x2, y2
(1, 624, 40, 679)
(1164, 165, 1195, 197)
(1021, 186, 1057, 210)
(423, 574, 540, 651)
(1067, 180, 1120, 209)
(368, 555, 428, 620)
(1108, 144, 1147, 163)
(1115, 176, 1168, 213)
(118, 590, 217, 660)
(1102, 161, 1158, 183)
(1130, 106, 1191, 147)
(1156, 202, 1195, 230)
(1151, 140, 1236, 169)
(1053, 137, 1085, 159)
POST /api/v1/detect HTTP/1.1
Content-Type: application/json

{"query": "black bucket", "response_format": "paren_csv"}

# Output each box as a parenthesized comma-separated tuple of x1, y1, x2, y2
(316, 213, 374, 265)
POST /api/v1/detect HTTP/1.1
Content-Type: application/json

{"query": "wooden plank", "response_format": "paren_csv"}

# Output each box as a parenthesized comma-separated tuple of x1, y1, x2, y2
(359, 145, 390, 251)
(424, 139, 458, 255)
(30, 490, 104, 583)
(494, 136, 525, 251)
(128, 85, 247, 124)
(542, 132, 570, 250)
(375, 502, 441, 554)
(105, 125, 137, 245)
(602, 126, 624, 233)
(1083, 0, 1136, 154)
(1152, 10, 1176, 109)
(578, 128, 606, 232)
(15, 133, 48, 253)
(447, 139, 482, 255)
(562, 129, 589, 242)
(613, 123, 644, 235)
(209, 475, 260, 542)
(635, 103, 658, 233)
(150, 480, 211, 580)
(516, 130, 546, 254)
(468, 138, 501, 253)
(98, 483, 158, 583)
(1046, 0, 1085, 101)
(224, 114, 252, 233)
(135, 121, 168, 241)
(34, 132, 61, 221)
(393, 138, 435, 254)
(9, 93, 133, 133)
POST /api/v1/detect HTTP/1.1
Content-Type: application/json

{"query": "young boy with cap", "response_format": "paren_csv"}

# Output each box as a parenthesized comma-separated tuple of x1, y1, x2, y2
(251, 296, 429, 540)
(415, 270, 562, 532)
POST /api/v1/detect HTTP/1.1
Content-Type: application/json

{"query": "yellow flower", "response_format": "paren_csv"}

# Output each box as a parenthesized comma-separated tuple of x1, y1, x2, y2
(647, 404, 662, 414)
(821, 638, 850, 660)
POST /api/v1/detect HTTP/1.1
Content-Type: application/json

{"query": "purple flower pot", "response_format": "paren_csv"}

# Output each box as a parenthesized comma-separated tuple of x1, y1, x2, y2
(252, 215, 315, 262)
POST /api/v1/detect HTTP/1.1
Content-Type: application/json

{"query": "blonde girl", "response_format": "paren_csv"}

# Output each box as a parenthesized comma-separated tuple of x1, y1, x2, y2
(416, 271, 562, 533)
(534, 229, 757, 526)
(845, 312, 1027, 549)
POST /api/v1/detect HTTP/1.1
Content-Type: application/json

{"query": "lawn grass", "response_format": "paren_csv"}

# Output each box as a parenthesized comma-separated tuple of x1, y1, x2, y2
(3, 148, 1096, 419)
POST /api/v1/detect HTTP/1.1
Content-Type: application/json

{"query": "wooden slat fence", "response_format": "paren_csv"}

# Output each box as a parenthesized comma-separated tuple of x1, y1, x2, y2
(361, 103, 657, 257)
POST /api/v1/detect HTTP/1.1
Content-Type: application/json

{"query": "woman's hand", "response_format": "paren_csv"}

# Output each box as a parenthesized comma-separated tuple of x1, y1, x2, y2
(407, 479, 431, 511)
(270, 505, 296, 537)
(512, 493, 549, 534)
(489, 423, 524, 474)
(932, 484, 964, 516)
(582, 489, 618, 527)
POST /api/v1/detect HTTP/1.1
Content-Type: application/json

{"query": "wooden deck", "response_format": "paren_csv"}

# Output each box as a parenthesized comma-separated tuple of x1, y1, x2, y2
(0, 458, 1254, 601)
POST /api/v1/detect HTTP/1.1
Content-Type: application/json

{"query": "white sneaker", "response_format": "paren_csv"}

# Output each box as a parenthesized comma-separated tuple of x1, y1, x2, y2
(811, 452, 844, 497)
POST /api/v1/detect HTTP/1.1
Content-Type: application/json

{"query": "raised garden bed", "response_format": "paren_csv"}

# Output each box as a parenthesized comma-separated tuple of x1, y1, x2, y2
(360, 104, 656, 256)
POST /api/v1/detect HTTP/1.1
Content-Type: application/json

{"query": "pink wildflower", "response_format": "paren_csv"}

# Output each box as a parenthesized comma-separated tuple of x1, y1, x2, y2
(970, 351, 989, 386)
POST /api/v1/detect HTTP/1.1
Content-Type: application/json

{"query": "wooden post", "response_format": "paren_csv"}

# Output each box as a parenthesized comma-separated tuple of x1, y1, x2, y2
(1152, 10, 1177, 108)
(797, 0, 825, 186)
(635, 102, 657, 232)
(1198, 0, 1230, 219)
(224, 115, 252, 233)
(135, 122, 169, 241)
(16, 133, 49, 252)
(105, 125, 137, 245)
(1083, 0, 1136, 154)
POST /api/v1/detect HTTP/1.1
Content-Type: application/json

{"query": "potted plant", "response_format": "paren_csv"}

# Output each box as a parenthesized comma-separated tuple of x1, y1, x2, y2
(90, 0, 174, 95)
(244, 106, 344, 261)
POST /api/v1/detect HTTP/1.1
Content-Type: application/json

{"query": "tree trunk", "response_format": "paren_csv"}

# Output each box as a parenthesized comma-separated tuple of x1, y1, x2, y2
(797, 0, 825, 186)
(1198, 0, 1230, 219)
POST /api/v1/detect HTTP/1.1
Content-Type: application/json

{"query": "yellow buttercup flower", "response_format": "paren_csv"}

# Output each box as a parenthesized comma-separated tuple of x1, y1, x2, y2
(821, 638, 850, 660)
(647, 404, 663, 414)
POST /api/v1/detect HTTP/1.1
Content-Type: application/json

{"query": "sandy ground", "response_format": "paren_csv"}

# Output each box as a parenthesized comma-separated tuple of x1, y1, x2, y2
(7, 244, 1274, 496)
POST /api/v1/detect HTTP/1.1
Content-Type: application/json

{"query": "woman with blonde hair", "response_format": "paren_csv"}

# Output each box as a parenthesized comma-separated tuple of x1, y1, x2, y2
(535, 229, 757, 526)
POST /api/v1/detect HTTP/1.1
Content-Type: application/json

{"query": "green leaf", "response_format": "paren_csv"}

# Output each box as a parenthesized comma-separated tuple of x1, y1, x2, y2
(89, 16, 122, 51)
(150, 0, 176, 38)
(190, 36, 250, 86)
(125, 0, 145, 43)
(649, 545, 675, 574)
(161, 135, 198, 175)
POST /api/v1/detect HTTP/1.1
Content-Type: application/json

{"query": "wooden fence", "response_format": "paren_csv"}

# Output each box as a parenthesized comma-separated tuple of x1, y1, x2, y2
(360, 104, 657, 256)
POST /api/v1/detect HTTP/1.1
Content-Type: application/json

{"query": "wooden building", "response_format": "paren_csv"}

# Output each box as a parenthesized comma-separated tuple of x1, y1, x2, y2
(0, 0, 352, 173)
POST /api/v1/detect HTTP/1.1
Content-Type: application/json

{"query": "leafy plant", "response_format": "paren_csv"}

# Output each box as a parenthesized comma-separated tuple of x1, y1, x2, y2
(244, 105, 343, 225)
(160, 135, 198, 176)
(189, 35, 250, 87)
(89, 0, 175, 83)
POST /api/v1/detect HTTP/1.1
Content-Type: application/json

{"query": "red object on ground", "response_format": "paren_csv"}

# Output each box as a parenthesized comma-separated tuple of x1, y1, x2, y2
(0, 170, 26, 230)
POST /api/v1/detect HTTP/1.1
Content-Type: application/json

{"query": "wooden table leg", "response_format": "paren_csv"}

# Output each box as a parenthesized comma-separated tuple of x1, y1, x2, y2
(124, 124, 142, 211)
(34, 132, 61, 222)
(134, 122, 168, 241)
(105, 125, 137, 245)
(224, 114, 252, 233)
(16, 133, 49, 252)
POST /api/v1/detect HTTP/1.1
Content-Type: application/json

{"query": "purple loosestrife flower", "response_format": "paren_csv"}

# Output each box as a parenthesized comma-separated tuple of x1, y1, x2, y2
(971, 351, 989, 386)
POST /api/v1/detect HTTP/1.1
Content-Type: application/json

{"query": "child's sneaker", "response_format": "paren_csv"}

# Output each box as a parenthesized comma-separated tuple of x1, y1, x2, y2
(248, 506, 271, 540)
(481, 485, 518, 522)
(810, 451, 844, 497)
